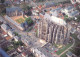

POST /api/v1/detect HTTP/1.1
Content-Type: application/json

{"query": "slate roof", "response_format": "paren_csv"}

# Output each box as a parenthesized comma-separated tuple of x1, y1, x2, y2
(66, 51, 73, 56)
(45, 2, 55, 6)
(66, 6, 73, 10)
(51, 7, 62, 12)
(1, 24, 10, 30)
(70, 10, 79, 16)
(6, 7, 22, 12)
(4, 1, 12, 4)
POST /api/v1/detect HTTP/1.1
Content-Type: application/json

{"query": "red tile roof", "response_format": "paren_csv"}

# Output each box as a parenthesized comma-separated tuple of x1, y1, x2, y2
(5, 36, 11, 40)
(22, 52, 26, 56)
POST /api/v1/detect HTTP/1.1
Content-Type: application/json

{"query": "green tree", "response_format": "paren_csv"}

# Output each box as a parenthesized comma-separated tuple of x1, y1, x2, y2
(0, 0, 5, 3)
(72, 44, 80, 56)
(75, 16, 80, 22)
(11, 40, 24, 49)
(0, 4, 6, 16)
(25, 17, 33, 26)
(21, 4, 32, 12)
(64, 18, 74, 22)
(14, 32, 18, 36)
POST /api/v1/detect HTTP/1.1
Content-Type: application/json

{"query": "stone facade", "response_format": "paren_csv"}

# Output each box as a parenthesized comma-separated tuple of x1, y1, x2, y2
(6, 7, 23, 17)
(38, 19, 71, 45)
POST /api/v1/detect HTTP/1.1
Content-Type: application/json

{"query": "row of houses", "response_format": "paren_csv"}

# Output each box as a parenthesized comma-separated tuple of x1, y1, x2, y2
(21, 36, 56, 57)
(32, 2, 80, 18)
(4, 15, 24, 30)
(71, 0, 80, 4)
(1, 24, 14, 37)
(0, 23, 31, 57)
(61, 6, 79, 17)
(31, 47, 53, 57)
(4, 0, 30, 5)
(5, 6, 29, 31)
(1, 24, 20, 42)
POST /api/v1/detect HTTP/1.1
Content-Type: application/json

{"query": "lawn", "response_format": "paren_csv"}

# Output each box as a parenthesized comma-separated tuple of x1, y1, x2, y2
(71, 33, 80, 47)
(70, 34, 80, 56)
(64, 15, 68, 18)
(60, 33, 80, 57)
(16, 18, 25, 24)
(56, 43, 72, 55)
(60, 52, 67, 57)
(36, 30, 38, 37)
(13, 32, 21, 37)
(11, 40, 24, 49)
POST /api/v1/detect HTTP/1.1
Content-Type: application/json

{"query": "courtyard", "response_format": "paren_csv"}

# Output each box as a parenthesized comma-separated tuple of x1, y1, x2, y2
(11, 16, 26, 24)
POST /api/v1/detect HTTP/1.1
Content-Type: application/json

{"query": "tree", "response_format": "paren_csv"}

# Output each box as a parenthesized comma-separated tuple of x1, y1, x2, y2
(75, 16, 80, 22)
(26, 10, 32, 16)
(0, 21, 3, 25)
(21, 4, 32, 13)
(23, 0, 25, 2)
(73, 44, 80, 56)
(13, 32, 21, 37)
(25, 17, 33, 26)
(14, 32, 18, 36)
(0, 4, 6, 16)
(0, 0, 5, 3)
(64, 18, 73, 22)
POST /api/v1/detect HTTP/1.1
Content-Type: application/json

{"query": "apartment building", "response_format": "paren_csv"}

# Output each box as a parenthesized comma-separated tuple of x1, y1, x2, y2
(38, 13, 71, 45)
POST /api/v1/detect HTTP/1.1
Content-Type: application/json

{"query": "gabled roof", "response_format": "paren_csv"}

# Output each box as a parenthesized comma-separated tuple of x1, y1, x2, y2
(70, 10, 79, 16)
(56, 7, 62, 11)
(66, 6, 73, 10)
(36, 47, 53, 57)
(22, 52, 27, 56)
(6, 7, 22, 12)
(1, 24, 9, 30)
(4, 1, 12, 4)
(51, 7, 62, 12)
(14, 36, 19, 40)
(45, 2, 55, 6)
(66, 51, 73, 56)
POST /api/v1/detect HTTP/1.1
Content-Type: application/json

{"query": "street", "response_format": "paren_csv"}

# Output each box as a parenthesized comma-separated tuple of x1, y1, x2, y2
(0, 16, 59, 57)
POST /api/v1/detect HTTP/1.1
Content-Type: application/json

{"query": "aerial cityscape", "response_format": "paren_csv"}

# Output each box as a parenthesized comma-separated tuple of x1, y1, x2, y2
(0, 0, 80, 57)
